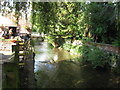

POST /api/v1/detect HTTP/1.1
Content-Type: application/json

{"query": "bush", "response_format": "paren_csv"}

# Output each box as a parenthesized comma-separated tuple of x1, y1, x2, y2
(61, 39, 71, 50)
(112, 39, 120, 46)
(88, 47, 110, 68)
(79, 45, 111, 68)
(80, 45, 91, 63)
(61, 40, 119, 70)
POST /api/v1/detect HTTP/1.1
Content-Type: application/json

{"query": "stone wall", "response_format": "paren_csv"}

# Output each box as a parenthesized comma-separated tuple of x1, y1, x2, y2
(86, 41, 120, 55)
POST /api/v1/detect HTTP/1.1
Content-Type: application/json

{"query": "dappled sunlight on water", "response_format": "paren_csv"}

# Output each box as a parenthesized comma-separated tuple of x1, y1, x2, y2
(34, 41, 120, 88)
(34, 42, 79, 72)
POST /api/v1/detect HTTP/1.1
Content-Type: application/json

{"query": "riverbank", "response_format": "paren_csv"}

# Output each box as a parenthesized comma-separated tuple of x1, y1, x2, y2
(58, 39, 120, 74)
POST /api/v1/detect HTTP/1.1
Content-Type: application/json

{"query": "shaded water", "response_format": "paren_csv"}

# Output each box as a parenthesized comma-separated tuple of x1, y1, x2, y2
(35, 42, 120, 88)
(2, 40, 120, 88)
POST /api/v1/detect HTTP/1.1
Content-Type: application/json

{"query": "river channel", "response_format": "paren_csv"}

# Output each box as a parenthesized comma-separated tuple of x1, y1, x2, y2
(2, 39, 120, 88)
(34, 41, 120, 88)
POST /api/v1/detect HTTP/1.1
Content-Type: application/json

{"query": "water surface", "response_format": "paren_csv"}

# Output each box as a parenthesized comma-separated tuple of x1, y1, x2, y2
(35, 42, 120, 88)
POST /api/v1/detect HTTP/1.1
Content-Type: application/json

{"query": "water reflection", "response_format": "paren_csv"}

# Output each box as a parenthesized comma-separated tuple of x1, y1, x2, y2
(35, 41, 120, 88)
(34, 42, 79, 72)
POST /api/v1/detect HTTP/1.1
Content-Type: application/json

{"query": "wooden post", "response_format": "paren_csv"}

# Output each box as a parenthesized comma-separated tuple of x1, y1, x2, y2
(14, 42, 19, 63)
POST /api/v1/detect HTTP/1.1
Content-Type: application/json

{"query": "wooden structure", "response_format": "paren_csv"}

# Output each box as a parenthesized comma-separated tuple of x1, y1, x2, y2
(2, 38, 35, 89)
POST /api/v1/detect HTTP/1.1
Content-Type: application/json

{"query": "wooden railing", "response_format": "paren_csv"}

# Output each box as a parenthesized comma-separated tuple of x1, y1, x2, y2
(10, 38, 35, 88)
(12, 38, 34, 62)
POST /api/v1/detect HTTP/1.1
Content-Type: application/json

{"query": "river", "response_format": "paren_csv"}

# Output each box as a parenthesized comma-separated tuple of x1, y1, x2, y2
(2, 39, 120, 88)
(34, 41, 120, 88)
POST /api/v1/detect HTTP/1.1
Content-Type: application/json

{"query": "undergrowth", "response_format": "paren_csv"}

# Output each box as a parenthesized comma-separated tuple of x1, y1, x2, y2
(61, 41, 120, 72)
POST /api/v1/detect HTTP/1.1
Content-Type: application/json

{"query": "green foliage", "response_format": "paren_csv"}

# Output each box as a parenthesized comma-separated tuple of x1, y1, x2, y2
(0, 2, 119, 44)
(45, 35, 55, 44)
(48, 43, 54, 49)
(80, 45, 120, 70)
(31, 2, 58, 34)
(62, 39, 72, 51)
(30, 2, 120, 72)
(80, 45, 91, 62)
(87, 47, 110, 68)
(112, 39, 120, 46)
(61, 41, 108, 68)
(61, 41, 118, 69)
(72, 45, 82, 54)
(31, 2, 120, 45)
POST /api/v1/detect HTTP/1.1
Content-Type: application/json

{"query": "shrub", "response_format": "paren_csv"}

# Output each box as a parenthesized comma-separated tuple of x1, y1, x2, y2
(61, 40, 116, 69)
(62, 42, 72, 51)
(112, 39, 120, 46)
(87, 46, 110, 68)
(80, 45, 91, 63)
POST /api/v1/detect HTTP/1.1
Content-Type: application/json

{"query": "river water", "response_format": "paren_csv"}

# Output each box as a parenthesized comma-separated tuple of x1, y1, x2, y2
(2, 40, 120, 88)
(34, 41, 120, 88)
